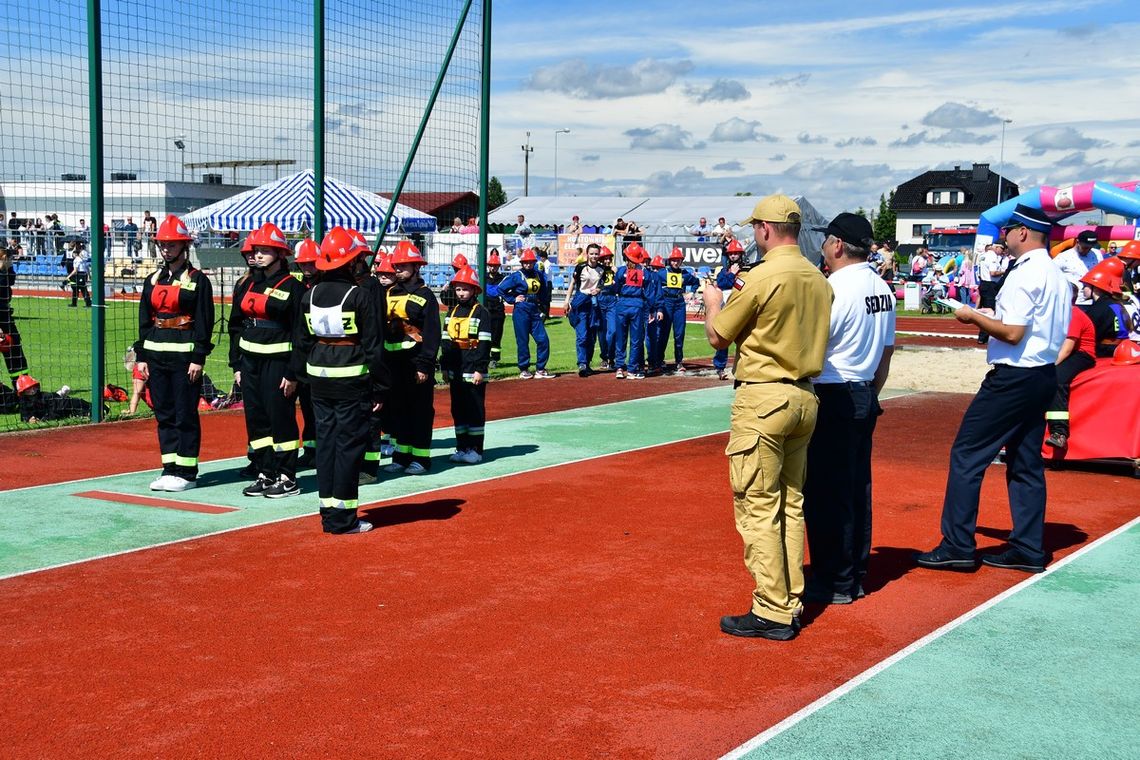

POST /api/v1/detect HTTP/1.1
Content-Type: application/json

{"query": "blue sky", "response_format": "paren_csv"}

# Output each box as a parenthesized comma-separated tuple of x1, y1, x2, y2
(488, 0, 1140, 215)
(2, 0, 1138, 219)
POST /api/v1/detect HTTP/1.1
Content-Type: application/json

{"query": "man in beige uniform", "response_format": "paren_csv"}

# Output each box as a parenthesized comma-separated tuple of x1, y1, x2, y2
(703, 194, 832, 640)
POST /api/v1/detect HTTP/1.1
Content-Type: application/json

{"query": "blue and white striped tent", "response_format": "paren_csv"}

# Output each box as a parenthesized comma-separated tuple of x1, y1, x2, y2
(182, 170, 437, 234)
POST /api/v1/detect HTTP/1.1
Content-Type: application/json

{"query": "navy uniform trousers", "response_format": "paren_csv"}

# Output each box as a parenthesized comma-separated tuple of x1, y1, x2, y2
(939, 363, 1057, 564)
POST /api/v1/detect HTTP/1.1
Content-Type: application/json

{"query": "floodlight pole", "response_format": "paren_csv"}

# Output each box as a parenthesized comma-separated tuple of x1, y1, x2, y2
(313, 0, 325, 238)
(521, 131, 533, 196)
(553, 128, 570, 196)
(477, 0, 492, 300)
(87, 0, 105, 422)
(997, 118, 1012, 205)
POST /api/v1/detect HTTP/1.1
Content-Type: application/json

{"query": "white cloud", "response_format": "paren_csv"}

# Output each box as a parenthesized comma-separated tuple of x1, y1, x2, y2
(712, 161, 744, 171)
(635, 166, 707, 194)
(834, 136, 878, 148)
(624, 124, 703, 150)
(769, 73, 811, 88)
(797, 132, 828, 144)
(890, 129, 996, 147)
(526, 58, 694, 99)
(920, 102, 1003, 129)
(710, 118, 778, 143)
(582, 154, 600, 163)
(1023, 126, 1111, 156)
(684, 79, 751, 103)
(771, 154, 787, 162)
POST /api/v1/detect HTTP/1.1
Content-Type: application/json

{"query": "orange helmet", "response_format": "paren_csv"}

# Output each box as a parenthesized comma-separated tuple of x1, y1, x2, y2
(650, 255, 665, 268)
(452, 253, 468, 270)
(1118, 240, 1140, 261)
(375, 254, 396, 275)
(1079, 259, 1122, 295)
(15, 374, 39, 393)
(624, 242, 648, 264)
(726, 239, 745, 254)
(668, 247, 684, 261)
(599, 246, 614, 260)
(156, 214, 192, 242)
(1112, 339, 1140, 366)
(389, 240, 425, 266)
(519, 248, 538, 263)
(450, 266, 482, 293)
(293, 239, 319, 264)
(316, 226, 370, 271)
(487, 252, 501, 266)
(254, 222, 290, 253)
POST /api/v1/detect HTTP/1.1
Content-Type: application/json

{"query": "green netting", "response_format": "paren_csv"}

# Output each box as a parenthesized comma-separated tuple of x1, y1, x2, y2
(0, 0, 483, 433)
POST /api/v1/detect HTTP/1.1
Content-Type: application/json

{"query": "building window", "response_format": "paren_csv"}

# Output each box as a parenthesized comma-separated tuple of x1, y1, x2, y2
(950, 191, 959, 204)
(931, 191, 942, 205)
(913, 224, 931, 237)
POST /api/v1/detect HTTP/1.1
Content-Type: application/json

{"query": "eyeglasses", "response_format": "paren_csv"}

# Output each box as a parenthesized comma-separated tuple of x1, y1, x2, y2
(1000, 223, 1025, 234)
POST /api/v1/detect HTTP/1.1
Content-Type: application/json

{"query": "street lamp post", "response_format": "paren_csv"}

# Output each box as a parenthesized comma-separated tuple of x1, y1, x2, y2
(520, 131, 534, 197)
(997, 118, 1012, 204)
(171, 135, 186, 182)
(553, 127, 570, 196)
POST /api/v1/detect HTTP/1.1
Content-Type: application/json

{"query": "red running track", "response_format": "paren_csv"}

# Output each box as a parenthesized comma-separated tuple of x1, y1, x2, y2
(1, 392, 1137, 757)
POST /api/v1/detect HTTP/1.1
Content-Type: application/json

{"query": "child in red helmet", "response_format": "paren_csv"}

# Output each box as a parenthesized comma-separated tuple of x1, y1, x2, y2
(441, 267, 491, 463)
(483, 249, 507, 368)
(16, 374, 93, 424)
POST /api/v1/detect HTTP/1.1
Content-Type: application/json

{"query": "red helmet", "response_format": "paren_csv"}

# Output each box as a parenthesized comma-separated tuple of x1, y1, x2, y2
(1080, 258, 1123, 295)
(650, 255, 665, 268)
(294, 239, 319, 264)
(1118, 240, 1140, 261)
(452, 253, 468, 270)
(240, 234, 255, 254)
(1112, 339, 1140, 366)
(15, 374, 39, 393)
(488, 252, 501, 266)
(624, 242, 648, 264)
(599, 246, 614, 260)
(389, 240, 425, 266)
(316, 226, 369, 271)
(375, 254, 396, 275)
(0, 332, 12, 354)
(668, 247, 684, 261)
(726, 239, 745, 254)
(254, 222, 291, 253)
(519, 248, 538, 263)
(450, 266, 482, 293)
(156, 215, 192, 242)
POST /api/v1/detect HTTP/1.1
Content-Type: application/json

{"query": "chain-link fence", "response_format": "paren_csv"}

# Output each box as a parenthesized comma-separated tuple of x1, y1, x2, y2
(0, 0, 485, 432)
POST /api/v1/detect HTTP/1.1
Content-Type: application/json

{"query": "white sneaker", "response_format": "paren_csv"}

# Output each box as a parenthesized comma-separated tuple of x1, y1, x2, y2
(57, 385, 71, 397)
(345, 520, 373, 534)
(449, 450, 467, 463)
(149, 474, 173, 491)
(382, 462, 405, 473)
(461, 450, 483, 464)
(164, 476, 196, 492)
(404, 462, 428, 475)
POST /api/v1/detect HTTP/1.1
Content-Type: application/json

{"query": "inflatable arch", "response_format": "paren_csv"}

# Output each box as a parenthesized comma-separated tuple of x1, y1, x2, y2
(976, 180, 1140, 254)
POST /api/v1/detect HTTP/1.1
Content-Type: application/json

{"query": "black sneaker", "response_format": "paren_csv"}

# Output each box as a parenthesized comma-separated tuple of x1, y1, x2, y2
(719, 611, 797, 640)
(263, 475, 300, 499)
(803, 585, 854, 605)
(578, 364, 589, 378)
(981, 548, 1045, 573)
(914, 545, 976, 570)
(242, 475, 273, 497)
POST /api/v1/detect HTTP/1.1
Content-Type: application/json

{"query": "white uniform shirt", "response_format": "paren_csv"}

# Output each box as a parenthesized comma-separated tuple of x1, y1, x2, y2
(1053, 246, 1103, 304)
(988, 248, 1071, 367)
(815, 262, 896, 384)
(977, 250, 1002, 283)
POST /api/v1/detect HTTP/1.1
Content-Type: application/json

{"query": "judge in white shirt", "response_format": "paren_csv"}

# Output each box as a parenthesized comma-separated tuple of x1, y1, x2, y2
(1052, 229, 1103, 305)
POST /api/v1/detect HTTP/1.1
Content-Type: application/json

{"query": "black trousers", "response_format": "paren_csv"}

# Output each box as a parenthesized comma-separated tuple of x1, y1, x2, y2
(803, 382, 881, 595)
(1, 313, 29, 380)
(148, 362, 203, 479)
(449, 380, 486, 454)
(70, 273, 91, 306)
(360, 406, 385, 477)
(940, 363, 1057, 564)
(298, 381, 316, 451)
(977, 281, 999, 342)
(239, 354, 298, 479)
(486, 309, 505, 363)
(389, 358, 435, 469)
(1046, 350, 1096, 438)
(312, 394, 370, 533)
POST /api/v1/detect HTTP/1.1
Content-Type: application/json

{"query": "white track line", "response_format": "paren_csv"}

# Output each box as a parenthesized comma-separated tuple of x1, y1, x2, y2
(721, 513, 1140, 759)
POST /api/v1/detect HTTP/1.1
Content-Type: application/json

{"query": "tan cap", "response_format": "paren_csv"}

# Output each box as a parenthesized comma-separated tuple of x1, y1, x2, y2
(740, 194, 802, 226)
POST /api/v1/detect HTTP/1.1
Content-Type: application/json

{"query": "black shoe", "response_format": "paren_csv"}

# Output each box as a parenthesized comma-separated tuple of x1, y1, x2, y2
(803, 585, 854, 605)
(358, 471, 377, 485)
(238, 461, 258, 479)
(719, 611, 797, 640)
(1045, 432, 1068, 449)
(981, 548, 1045, 573)
(853, 584, 866, 600)
(242, 475, 273, 497)
(914, 545, 976, 570)
(578, 364, 589, 378)
(263, 475, 300, 499)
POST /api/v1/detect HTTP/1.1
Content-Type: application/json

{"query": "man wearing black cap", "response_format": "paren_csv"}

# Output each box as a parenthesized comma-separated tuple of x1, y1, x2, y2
(802, 213, 895, 604)
(1054, 229, 1103, 305)
(916, 204, 1070, 574)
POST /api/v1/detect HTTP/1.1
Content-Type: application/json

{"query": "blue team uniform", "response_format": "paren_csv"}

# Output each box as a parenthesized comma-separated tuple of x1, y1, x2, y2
(496, 267, 550, 372)
(596, 264, 617, 365)
(568, 262, 606, 366)
(608, 264, 661, 373)
(652, 264, 701, 369)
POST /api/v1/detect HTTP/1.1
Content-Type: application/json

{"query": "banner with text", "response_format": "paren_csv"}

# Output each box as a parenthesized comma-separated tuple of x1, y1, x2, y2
(674, 240, 726, 267)
(556, 233, 615, 266)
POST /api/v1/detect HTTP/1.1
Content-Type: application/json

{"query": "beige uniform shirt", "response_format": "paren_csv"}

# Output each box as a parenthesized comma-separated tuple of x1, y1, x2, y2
(712, 245, 832, 383)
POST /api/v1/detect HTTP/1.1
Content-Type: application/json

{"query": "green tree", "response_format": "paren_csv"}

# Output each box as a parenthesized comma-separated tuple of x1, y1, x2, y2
(855, 206, 868, 219)
(873, 190, 897, 242)
(487, 176, 507, 210)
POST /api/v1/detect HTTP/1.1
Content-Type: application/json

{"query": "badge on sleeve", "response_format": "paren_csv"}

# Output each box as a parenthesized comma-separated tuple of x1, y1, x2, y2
(733, 276, 746, 291)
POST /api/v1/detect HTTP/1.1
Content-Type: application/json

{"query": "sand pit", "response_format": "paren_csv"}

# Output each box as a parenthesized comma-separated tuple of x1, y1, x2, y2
(887, 344, 990, 393)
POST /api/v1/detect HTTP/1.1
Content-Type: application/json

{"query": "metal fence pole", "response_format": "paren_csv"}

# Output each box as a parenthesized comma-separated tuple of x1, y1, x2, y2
(477, 0, 491, 298)
(313, 0, 325, 240)
(88, 0, 105, 422)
